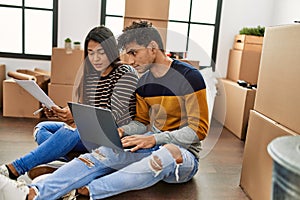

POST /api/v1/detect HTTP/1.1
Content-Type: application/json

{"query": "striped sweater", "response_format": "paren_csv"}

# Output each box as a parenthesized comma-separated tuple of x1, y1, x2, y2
(83, 64, 138, 126)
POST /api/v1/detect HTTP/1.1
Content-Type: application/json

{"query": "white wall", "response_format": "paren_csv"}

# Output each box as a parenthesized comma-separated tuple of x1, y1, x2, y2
(1, 0, 300, 78)
(272, 0, 300, 25)
(215, 0, 274, 77)
(0, 0, 100, 77)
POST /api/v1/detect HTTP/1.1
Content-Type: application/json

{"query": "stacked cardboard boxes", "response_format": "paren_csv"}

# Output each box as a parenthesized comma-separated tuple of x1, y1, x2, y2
(240, 24, 300, 200)
(213, 78, 256, 139)
(213, 34, 262, 140)
(48, 48, 84, 107)
(0, 64, 5, 109)
(3, 68, 50, 118)
(124, 0, 169, 46)
(227, 34, 263, 85)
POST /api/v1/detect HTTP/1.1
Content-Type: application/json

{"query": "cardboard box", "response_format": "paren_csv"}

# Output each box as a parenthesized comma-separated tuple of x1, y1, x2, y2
(212, 78, 256, 139)
(240, 110, 298, 200)
(254, 24, 300, 134)
(3, 79, 41, 118)
(125, 0, 170, 20)
(226, 47, 262, 85)
(0, 64, 5, 108)
(234, 34, 264, 44)
(233, 34, 263, 50)
(16, 69, 50, 92)
(48, 83, 75, 107)
(51, 48, 84, 85)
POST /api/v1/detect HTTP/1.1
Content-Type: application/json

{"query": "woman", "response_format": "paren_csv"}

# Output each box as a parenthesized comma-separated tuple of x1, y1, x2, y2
(0, 26, 138, 180)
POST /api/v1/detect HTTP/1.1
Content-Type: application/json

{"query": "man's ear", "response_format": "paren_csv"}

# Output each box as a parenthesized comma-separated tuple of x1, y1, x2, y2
(148, 41, 159, 49)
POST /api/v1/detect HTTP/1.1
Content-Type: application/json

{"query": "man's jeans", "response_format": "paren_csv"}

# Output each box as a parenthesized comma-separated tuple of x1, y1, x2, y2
(32, 142, 199, 200)
(12, 121, 87, 175)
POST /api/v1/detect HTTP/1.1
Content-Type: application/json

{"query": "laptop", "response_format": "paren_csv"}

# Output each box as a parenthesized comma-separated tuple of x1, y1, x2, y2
(68, 102, 123, 151)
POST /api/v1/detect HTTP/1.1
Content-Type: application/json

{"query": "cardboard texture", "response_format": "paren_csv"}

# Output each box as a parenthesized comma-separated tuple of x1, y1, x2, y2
(233, 34, 263, 50)
(240, 110, 298, 200)
(51, 48, 84, 85)
(227, 47, 262, 85)
(0, 64, 6, 108)
(48, 83, 74, 107)
(3, 79, 41, 118)
(125, 0, 170, 20)
(212, 78, 256, 139)
(234, 34, 264, 44)
(254, 24, 300, 134)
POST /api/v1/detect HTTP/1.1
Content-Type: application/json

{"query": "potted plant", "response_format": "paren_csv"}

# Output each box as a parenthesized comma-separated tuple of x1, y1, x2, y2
(73, 41, 81, 50)
(239, 25, 265, 37)
(64, 38, 72, 53)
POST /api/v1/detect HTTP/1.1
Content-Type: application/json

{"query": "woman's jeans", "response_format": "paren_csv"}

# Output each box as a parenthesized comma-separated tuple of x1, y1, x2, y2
(32, 142, 199, 200)
(12, 121, 87, 175)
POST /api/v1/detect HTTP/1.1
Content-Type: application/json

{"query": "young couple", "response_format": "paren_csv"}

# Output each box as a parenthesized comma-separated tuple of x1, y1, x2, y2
(0, 20, 209, 200)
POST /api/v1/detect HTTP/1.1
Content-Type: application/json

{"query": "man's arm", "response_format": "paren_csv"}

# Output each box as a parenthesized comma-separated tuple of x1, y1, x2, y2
(155, 89, 209, 148)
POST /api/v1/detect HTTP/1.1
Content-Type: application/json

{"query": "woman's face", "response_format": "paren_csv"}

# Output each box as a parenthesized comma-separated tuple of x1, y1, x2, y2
(87, 40, 110, 72)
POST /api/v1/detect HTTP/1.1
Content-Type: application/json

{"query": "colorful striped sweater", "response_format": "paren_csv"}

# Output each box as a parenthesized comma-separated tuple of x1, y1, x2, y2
(122, 60, 209, 158)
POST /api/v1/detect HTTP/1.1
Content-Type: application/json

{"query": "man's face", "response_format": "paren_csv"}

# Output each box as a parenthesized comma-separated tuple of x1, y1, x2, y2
(125, 41, 155, 74)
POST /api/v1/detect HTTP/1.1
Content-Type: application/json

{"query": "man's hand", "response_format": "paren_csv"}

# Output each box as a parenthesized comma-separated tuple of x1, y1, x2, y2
(121, 135, 156, 152)
(118, 127, 125, 138)
(51, 105, 74, 125)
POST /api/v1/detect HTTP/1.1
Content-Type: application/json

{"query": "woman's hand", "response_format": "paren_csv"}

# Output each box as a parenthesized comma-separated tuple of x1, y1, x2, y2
(43, 105, 58, 119)
(51, 105, 74, 125)
(121, 135, 156, 152)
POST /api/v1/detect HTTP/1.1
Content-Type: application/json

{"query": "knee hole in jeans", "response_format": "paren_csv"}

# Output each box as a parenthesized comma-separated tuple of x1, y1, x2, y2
(78, 157, 95, 168)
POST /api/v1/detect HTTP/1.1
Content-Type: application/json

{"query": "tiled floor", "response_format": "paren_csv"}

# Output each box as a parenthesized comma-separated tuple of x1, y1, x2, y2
(0, 110, 249, 200)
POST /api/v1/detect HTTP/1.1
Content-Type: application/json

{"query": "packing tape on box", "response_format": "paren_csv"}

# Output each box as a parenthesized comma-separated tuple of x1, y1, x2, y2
(7, 71, 37, 82)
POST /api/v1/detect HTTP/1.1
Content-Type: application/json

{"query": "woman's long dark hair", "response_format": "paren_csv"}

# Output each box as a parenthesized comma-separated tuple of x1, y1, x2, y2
(81, 26, 121, 104)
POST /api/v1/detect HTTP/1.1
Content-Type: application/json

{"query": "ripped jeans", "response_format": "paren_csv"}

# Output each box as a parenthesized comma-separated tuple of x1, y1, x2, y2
(12, 121, 87, 175)
(32, 138, 199, 200)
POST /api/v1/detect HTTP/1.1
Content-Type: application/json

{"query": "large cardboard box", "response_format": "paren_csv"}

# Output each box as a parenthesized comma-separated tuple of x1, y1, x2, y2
(0, 64, 5, 108)
(125, 0, 170, 21)
(254, 24, 300, 134)
(51, 48, 84, 85)
(240, 110, 298, 200)
(48, 83, 75, 107)
(213, 78, 256, 139)
(233, 34, 263, 50)
(3, 79, 41, 118)
(226, 46, 262, 85)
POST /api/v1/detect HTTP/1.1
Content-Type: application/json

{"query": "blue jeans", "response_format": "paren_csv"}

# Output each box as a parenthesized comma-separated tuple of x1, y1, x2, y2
(32, 141, 199, 200)
(12, 121, 87, 175)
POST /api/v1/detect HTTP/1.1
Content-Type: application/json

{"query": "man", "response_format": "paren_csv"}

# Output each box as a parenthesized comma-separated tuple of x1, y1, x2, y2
(0, 20, 209, 200)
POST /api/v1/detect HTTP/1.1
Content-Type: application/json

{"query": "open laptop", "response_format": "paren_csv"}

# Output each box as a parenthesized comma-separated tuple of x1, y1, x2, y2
(68, 102, 123, 151)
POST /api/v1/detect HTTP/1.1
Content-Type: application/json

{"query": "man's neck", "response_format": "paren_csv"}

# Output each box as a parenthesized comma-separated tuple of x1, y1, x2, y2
(150, 56, 173, 78)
